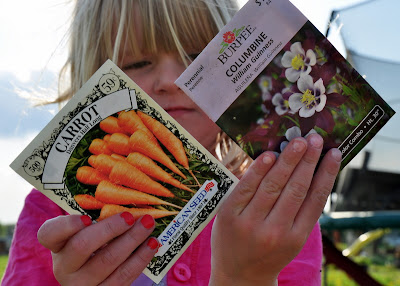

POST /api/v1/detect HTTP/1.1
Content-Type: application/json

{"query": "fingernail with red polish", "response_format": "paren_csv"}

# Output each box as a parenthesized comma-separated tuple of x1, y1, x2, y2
(80, 215, 92, 226)
(120, 212, 135, 226)
(147, 237, 159, 250)
(141, 214, 155, 229)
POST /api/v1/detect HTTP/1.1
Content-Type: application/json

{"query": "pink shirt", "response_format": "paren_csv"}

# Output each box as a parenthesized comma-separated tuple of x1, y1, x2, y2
(2, 189, 322, 285)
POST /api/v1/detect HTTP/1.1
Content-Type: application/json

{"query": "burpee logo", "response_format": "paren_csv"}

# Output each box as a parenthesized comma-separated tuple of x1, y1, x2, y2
(219, 26, 246, 54)
(217, 25, 256, 63)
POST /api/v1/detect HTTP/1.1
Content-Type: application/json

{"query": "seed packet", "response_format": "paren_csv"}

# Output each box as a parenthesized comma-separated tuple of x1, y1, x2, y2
(10, 60, 238, 283)
(175, 0, 395, 168)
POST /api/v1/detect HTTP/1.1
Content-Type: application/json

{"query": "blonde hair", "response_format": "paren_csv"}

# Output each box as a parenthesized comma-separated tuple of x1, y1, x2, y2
(58, 0, 251, 175)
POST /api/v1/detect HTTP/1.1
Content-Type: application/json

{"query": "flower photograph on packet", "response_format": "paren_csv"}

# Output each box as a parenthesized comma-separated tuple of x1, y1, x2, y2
(176, 0, 395, 168)
(215, 21, 393, 165)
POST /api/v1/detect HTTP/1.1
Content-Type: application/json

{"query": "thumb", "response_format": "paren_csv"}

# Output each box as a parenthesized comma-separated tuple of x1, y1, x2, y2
(37, 215, 92, 253)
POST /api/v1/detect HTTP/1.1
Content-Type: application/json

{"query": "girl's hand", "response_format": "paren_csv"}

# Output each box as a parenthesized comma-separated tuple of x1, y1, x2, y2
(210, 134, 342, 286)
(37, 213, 159, 286)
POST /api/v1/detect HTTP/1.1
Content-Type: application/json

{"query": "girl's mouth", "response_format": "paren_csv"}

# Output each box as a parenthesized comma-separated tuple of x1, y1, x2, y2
(164, 107, 194, 118)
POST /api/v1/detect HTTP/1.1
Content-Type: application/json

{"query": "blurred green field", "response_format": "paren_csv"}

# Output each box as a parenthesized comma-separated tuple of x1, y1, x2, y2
(0, 255, 8, 280)
(323, 264, 400, 286)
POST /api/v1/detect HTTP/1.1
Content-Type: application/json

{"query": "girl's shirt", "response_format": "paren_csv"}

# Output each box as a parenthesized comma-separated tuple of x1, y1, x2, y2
(2, 189, 322, 285)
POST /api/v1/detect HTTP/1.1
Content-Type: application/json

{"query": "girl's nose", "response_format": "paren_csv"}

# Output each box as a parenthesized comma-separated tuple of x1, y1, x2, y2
(154, 54, 185, 95)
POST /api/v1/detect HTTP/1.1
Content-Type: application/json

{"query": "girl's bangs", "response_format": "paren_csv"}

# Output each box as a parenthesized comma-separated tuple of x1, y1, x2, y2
(124, 0, 220, 57)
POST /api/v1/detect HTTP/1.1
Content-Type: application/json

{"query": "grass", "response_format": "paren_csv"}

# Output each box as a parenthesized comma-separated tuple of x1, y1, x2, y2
(0, 255, 8, 280)
(323, 264, 358, 286)
(322, 263, 400, 286)
(369, 264, 400, 286)
(323, 239, 400, 285)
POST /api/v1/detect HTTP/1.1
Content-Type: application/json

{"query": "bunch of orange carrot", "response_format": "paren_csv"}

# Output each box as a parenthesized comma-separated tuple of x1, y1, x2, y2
(74, 110, 196, 221)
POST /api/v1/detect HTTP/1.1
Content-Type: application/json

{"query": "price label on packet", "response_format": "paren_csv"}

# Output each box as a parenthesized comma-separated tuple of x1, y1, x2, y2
(99, 73, 120, 94)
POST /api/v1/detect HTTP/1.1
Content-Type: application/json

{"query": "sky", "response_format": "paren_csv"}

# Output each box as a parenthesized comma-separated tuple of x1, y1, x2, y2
(0, 0, 73, 224)
(0, 0, 398, 224)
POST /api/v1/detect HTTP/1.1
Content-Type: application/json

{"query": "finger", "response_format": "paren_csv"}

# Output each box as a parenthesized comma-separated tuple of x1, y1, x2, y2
(242, 137, 307, 219)
(293, 148, 341, 234)
(37, 215, 93, 253)
(100, 237, 159, 286)
(79, 215, 156, 284)
(267, 134, 323, 226)
(221, 152, 276, 216)
(55, 212, 136, 275)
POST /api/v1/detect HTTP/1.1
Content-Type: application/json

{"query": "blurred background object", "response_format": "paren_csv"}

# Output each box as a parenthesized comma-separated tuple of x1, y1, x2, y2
(320, 1, 400, 285)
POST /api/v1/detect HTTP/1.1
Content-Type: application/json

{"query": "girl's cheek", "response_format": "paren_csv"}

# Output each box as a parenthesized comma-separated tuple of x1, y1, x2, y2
(123, 72, 151, 94)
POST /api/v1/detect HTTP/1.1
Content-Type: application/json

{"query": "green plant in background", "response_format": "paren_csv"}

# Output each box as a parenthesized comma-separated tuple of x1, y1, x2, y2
(322, 250, 400, 286)
(323, 264, 359, 286)
(0, 255, 8, 280)
(368, 264, 400, 286)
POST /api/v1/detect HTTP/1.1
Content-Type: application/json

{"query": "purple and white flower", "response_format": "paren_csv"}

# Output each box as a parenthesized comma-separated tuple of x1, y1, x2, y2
(280, 126, 317, 151)
(257, 75, 273, 101)
(272, 88, 293, 116)
(289, 74, 327, 118)
(281, 42, 317, 83)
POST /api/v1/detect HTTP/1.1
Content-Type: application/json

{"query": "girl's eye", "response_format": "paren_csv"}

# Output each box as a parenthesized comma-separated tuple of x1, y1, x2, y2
(123, 60, 151, 70)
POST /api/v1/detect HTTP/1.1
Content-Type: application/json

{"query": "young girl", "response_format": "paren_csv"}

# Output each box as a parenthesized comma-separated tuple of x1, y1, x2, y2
(3, 0, 341, 285)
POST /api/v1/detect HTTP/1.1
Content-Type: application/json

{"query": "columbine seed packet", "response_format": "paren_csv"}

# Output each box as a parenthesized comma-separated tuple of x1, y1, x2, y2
(176, 0, 395, 168)
(10, 60, 238, 283)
